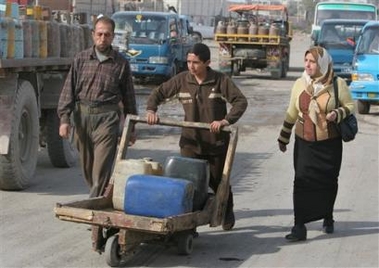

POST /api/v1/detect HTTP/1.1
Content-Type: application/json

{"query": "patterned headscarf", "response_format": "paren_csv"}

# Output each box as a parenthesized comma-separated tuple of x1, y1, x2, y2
(303, 46, 334, 125)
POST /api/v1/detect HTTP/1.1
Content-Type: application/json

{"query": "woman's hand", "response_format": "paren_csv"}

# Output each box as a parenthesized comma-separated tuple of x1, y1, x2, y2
(278, 141, 287, 152)
(326, 111, 337, 122)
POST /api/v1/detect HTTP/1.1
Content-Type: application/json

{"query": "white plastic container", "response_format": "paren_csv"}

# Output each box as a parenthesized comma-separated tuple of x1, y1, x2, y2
(112, 158, 163, 210)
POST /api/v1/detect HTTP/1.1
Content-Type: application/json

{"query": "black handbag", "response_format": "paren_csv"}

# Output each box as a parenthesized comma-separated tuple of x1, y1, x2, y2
(333, 77, 358, 142)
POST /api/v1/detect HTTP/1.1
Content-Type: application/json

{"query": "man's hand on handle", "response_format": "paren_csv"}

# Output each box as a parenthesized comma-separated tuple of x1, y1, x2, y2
(146, 110, 159, 125)
(210, 119, 229, 133)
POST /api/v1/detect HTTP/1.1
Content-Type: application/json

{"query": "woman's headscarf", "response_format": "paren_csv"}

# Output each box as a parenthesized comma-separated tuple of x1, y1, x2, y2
(303, 46, 334, 125)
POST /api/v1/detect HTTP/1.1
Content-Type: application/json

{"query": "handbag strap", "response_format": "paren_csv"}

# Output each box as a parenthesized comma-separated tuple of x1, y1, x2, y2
(333, 76, 339, 109)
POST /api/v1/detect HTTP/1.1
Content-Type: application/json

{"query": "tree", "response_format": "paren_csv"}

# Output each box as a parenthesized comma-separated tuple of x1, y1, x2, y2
(302, 0, 317, 25)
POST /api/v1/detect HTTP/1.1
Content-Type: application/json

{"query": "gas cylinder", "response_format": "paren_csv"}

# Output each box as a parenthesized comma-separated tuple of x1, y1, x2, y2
(38, 20, 47, 58)
(47, 20, 60, 57)
(269, 23, 279, 43)
(59, 23, 69, 57)
(22, 19, 32, 57)
(14, 19, 23, 59)
(80, 24, 92, 49)
(0, 17, 8, 58)
(31, 19, 39, 57)
(5, 17, 15, 58)
(226, 20, 236, 41)
(249, 23, 258, 41)
(5, 2, 19, 19)
(258, 25, 269, 42)
(215, 20, 226, 41)
(237, 19, 249, 41)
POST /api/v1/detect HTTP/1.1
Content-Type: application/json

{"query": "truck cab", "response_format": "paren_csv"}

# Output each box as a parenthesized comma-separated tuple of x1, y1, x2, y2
(315, 19, 368, 85)
(112, 11, 199, 83)
(350, 21, 379, 114)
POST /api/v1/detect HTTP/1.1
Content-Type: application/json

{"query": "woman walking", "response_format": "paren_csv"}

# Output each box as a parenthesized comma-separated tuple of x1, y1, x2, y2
(278, 46, 355, 241)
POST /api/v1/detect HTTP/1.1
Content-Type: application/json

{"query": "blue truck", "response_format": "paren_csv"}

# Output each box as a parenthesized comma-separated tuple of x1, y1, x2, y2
(350, 21, 379, 114)
(314, 19, 368, 85)
(111, 11, 200, 83)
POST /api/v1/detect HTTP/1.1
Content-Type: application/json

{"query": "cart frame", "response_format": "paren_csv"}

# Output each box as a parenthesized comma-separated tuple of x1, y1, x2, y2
(54, 114, 238, 265)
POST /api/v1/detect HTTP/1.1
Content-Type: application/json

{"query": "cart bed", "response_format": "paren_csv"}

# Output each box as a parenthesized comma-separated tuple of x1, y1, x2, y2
(55, 194, 215, 234)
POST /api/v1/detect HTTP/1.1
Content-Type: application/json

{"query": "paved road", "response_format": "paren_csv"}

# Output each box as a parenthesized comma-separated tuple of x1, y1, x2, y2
(0, 32, 378, 268)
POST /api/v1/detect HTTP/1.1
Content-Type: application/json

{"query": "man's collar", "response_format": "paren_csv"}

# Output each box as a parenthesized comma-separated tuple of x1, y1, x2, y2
(90, 46, 116, 61)
(187, 67, 216, 85)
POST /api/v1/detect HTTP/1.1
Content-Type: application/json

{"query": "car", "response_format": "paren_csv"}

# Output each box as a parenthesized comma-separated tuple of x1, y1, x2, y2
(314, 19, 369, 85)
(350, 21, 379, 114)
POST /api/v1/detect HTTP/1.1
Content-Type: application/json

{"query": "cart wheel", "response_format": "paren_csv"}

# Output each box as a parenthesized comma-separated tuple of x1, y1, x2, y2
(105, 235, 121, 267)
(177, 232, 194, 255)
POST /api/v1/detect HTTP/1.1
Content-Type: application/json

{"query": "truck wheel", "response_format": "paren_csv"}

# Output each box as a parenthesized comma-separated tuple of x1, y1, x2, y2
(232, 62, 240, 76)
(46, 109, 77, 167)
(105, 235, 122, 267)
(271, 59, 283, 79)
(230, 61, 241, 76)
(281, 58, 289, 78)
(0, 80, 39, 190)
(357, 100, 370, 114)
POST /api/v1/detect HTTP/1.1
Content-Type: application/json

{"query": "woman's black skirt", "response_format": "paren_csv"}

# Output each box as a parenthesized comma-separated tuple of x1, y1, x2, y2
(293, 136, 342, 224)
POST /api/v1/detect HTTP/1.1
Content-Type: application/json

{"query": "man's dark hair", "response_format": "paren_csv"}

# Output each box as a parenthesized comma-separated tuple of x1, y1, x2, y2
(94, 16, 115, 32)
(188, 43, 210, 62)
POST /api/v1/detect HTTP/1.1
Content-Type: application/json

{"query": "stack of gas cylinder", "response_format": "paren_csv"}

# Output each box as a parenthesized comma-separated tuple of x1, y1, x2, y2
(0, 0, 92, 60)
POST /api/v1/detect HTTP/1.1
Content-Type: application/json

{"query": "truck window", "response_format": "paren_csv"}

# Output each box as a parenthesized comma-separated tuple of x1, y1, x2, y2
(113, 14, 169, 44)
(169, 18, 179, 38)
(357, 27, 379, 54)
(318, 21, 367, 50)
(311, 2, 377, 42)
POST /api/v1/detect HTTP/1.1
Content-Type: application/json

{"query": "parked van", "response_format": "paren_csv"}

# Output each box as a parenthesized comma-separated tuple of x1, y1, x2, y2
(112, 11, 199, 83)
(350, 21, 379, 114)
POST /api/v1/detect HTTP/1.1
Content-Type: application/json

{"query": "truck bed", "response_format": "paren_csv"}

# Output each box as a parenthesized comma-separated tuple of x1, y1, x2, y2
(0, 57, 72, 71)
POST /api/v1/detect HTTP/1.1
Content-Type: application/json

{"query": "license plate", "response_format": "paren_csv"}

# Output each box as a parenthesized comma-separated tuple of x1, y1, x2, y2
(130, 64, 138, 72)
(368, 93, 377, 99)
(342, 67, 352, 73)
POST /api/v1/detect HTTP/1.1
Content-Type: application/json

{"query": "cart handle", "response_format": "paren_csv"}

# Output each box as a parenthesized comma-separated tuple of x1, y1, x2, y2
(127, 114, 235, 133)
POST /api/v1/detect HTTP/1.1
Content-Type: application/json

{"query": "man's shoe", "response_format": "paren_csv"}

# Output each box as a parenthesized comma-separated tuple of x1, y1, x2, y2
(323, 219, 334, 234)
(222, 208, 235, 231)
(285, 225, 307, 242)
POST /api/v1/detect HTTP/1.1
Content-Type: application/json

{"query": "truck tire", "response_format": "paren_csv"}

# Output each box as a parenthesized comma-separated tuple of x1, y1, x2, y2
(357, 100, 370, 114)
(271, 63, 282, 79)
(232, 62, 241, 76)
(46, 109, 77, 168)
(281, 58, 289, 78)
(0, 80, 39, 190)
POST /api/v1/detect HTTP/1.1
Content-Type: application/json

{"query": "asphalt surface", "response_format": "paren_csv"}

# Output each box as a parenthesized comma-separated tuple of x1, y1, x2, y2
(0, 31, 378, 268)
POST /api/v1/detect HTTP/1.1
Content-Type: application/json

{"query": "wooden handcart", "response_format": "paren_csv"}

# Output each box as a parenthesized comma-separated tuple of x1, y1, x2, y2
(54, 114, 238, 267)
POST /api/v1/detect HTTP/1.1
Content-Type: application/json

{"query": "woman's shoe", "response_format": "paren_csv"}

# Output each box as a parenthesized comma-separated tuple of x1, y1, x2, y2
(323, 219, 334, 234)
(285, 225, 307, 242)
